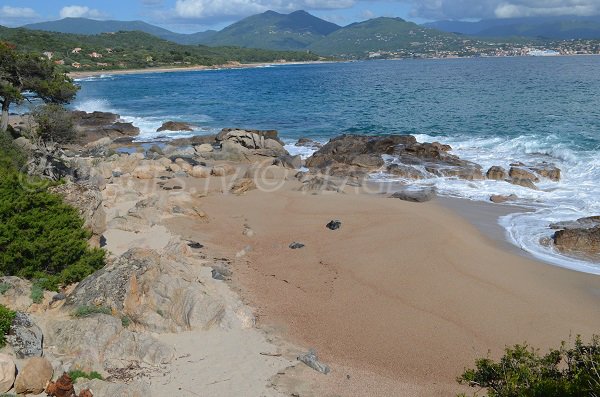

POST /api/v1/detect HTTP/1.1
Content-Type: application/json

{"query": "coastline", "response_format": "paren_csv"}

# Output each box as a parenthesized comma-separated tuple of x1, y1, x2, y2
(68, 60, 335, 79)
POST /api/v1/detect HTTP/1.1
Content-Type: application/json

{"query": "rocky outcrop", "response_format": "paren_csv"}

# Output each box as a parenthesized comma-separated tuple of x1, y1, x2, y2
(215, 128, 288, 158)
(6, 312, 43, 359)
(157, 121, 195, 132)
(14, 357, 53, 395)
(71, 111, 139, 144)
(273, 155, 302, 169)
(509, 167, 540, 182)
(0, 354, 16, 393)
(49, 183, 106, 238)
(295, 138, 322, 149)
(551, 216, 600, 259)
(306, 135, 483, 180)
(486, 166, 508, 180)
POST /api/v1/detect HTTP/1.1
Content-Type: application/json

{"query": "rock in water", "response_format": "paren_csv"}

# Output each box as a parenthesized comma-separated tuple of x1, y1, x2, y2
(289, 242, 305, 249)
(490, 194, 518, 204)
(326, 220, 342, 230)
(390, 188, 435, 203)
(0, 354, 16, 393)
(553, 220, 600, 259)
(298, 349, 330, 374)
(486, 166, 508, 180)
(14, 356, 54, 395)
(157, 121, 194, 132)
(6, 312, 43, 358)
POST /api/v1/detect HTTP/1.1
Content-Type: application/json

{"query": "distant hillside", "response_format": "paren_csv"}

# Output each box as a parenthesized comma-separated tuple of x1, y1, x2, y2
(425, 16, 600, 39)
(0, 26, 320, 71)
(23, 17, 217, 45)
(204, 10, 341, 50)
(309, 17, 465, 57)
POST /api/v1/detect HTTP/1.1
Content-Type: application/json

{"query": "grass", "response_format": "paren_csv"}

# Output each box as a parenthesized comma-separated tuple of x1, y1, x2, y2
(72, 305, 112, 318)
(68, 370, 103, 382)
(0, 305, 16, 348)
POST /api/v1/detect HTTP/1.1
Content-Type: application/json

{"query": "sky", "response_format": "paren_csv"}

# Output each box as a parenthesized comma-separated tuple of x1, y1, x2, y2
(1, 0, 600, 33)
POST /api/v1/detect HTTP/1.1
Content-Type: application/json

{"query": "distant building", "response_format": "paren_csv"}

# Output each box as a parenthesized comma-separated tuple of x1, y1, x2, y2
(42, 51, 53, 60)
(105, 48, 113, 53)
(54, 59, 65, 65)
(96, 62, 109, 67)
(72, 62, 81, 69)
(89, 52, 103, 58)
(71, 48, 82, 54)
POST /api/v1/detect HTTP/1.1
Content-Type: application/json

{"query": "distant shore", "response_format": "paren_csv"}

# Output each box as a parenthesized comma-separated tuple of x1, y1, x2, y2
(68, 60, 335, 79)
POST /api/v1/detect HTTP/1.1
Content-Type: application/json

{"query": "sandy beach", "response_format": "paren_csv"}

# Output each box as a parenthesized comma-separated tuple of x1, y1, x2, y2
(154, 174, 600, 396)
(68, 60, 334, 79)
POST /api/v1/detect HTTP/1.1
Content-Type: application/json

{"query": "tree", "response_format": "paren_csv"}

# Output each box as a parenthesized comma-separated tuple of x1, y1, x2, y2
(32, 103, 76, 144)
(0, 41, 78, 133)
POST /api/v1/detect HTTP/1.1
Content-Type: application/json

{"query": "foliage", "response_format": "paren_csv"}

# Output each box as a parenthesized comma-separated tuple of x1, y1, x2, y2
(458, 336, 600, 397)
(68, 370, 103, 382)
(0, 27, 321, 73)
(0, 131, 26, 171)
(0, 169, 105, 290)
(72, 305, 112, 318)
(0, 42, 78, 132)
(0, 283, 10, 295)
(32, 103, 76, 144)
(29, 281, 44, 304)
(121, 316, 131, 328)
(0, 304, 15, 348)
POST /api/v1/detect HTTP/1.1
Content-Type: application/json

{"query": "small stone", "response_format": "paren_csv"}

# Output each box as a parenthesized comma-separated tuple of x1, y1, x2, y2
(52, 293, 67, 302)
(187, 241, 204, 249)
(326, 220, 342, 230)
(297, 349, 330, 374)
(14, 356, 54, 395)
(289, 242, 305, 249)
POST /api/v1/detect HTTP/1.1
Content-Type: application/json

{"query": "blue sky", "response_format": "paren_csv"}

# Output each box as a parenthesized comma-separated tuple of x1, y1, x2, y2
(2, 1, 600, 33)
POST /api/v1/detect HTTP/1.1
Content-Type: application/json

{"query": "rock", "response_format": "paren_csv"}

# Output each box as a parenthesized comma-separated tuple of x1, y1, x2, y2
(75, 379, 150, 397)
(550, 216, 600, 230)
(187, 241, 204, 249)
(211, 265, 232, 281)
(45, 372, 76, 397)
(490, 194, 518, 203)
(510, 178, 538, 190)
(194, 143, 214, 153)
(217, 128, 283, 145)
(49, 183, 106, 237)
(386, 164, 426, 179)
(163, 145, 196, 159)
(298, 176, 341, 193)
(289, 242, 305, 249)
(131, 163, 166, 180)
(298, 349, 330, 375)
(509, 167, 539, 182)
(553, 225, 600, 259)
(14, 356, 53, 395)
(190, 165, 211, 178)
(530, 163, 561, 181)
(0, 277, 34, 311)
(295, 138, 322, 148)
(391, 188, 435, 203)
(71, 111, 140, 144)
(486, 166, 508, 180)
(230, 178, 256, 195)
(326, 220, 342, 230)
(170, 134, 216, 146)
(216, 128, 288, 157)
(102, 122, 140, 137)
(273, 155, 302, 169)
(157, 121, 194, 132)
(13, 137, 35, 151)
(6, 312, 43, 359)
(0, 354, 16, 393)
(211, 164, 236, 177)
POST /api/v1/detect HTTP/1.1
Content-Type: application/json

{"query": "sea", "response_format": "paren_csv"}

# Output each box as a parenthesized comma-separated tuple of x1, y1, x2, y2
(70, 57, 600, 274)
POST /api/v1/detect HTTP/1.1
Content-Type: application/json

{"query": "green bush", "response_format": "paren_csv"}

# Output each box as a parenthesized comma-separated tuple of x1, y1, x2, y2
(0, 283, 11, 295)
(0, 305, 16, 348)
(458, 336, 600, 397)
(68, 370, 103, 382)
(32, 104, 76, 144)
(72, 305, 112, 318)
(0, 132, 26, 171)
(29, 282, 44, 304)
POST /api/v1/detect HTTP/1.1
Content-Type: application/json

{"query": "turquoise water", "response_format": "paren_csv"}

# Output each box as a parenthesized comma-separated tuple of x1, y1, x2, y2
(73, 57, 600, 272)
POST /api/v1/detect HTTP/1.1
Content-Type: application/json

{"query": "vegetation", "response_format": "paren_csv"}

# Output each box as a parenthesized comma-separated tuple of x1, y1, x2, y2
(458, 336, 600, 397)
(29, 281, 45, 304)
(0, 304, 16, 348)
(0, 42, 78, 132)
(0, 283, 11, 295)
(68, 370, 103, 382)
(32, 103, 76, 144)
(0, 26, 321, 73)
(72, 305, 112, 318)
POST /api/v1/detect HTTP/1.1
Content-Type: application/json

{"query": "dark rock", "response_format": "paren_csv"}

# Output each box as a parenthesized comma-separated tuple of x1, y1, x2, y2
(550, 216, 600, 230)
(71, 111, 139, 144)
(297, 349, 330, 374)
(273, 155, 302, 169)
(386, 164, 426, 179)
(390, 188, 436, 203)
(157, 121, 195, 132)
(486, 166, 508, 180)
(6, 312, 43, 358)
(289, 242, 305, 249)
(295, 138, 322, 148)
(103, 122, 140, 137)
(187, 241, 204, 249)
(326, 220, 342, 230)
(530, 163, 561, 182)
(51, 293, 67, 302)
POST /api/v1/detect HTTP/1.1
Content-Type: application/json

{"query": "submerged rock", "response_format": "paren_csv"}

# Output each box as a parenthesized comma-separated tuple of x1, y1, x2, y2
(490, 194, 518, 204)
(486, 166, 508, 180)
(157, 121, 195, 132)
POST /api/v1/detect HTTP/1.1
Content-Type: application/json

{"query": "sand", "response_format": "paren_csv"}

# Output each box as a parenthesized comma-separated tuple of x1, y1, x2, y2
(162, 177, 600, 396)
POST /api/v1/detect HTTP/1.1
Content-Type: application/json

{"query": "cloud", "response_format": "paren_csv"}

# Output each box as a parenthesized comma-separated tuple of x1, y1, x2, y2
(173, 0, 354, 20)
(59, 5, 107, 19)
(401, 0, 600, 20)
(0, 6, 38, 19)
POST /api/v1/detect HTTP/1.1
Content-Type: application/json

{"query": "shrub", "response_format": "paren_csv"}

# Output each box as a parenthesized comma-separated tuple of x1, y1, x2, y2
(121, 316, 131, 328)
(0, 283, 11, 295)
(30, 281, 44, 304)
(68, 370, 103, 382)
(0, 171, 105, 290)
(72, 305, 112, 318)
(32, 103, 76, 144)
(0, 305, 16, 348)
(0, 131, 26, 171)
(458, 336, 600, 397)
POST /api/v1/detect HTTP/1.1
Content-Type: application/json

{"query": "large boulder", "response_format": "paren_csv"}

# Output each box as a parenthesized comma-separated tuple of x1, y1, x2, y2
(215, 128, 288, 157)
(486, 166, 508, 180)
(390, 188, 436, 203)
(157, 121, 195, 132)
(0, 354, 16, 393)
(14, 357, 53, 395)
(71, 111, 139, 144)
(552, 216, 600, 259)
(509, 167, 540, 182)
(6, 312, 43, 359)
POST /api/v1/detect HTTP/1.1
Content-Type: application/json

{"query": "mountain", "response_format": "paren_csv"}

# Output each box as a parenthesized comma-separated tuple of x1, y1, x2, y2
(22, 17, 217, 45)
(425, 16, 600, 39)
(203, 10, 341, 50)
(309, 17, 463, 57)
(0, 26, 320, 71)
